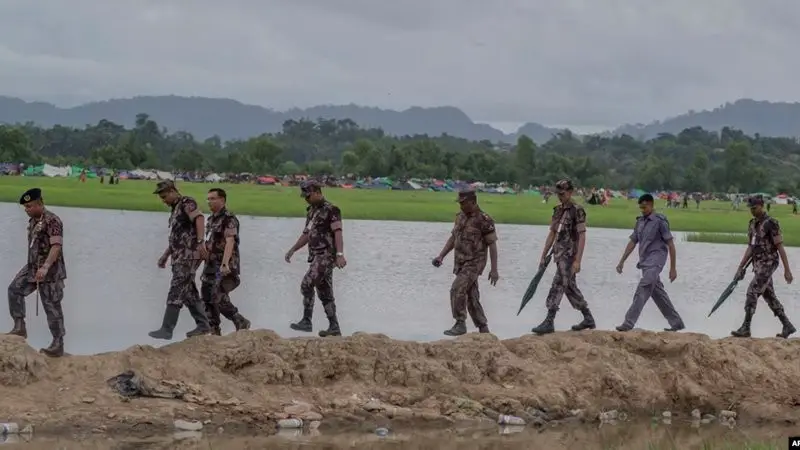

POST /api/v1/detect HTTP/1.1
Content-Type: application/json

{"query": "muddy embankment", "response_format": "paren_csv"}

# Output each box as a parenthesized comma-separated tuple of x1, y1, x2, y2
(1, 330, 800, 436)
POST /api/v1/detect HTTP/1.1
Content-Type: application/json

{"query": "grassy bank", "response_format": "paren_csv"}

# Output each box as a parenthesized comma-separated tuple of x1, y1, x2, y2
(685, 232, 749, 245)
(0, 177, 798, 244)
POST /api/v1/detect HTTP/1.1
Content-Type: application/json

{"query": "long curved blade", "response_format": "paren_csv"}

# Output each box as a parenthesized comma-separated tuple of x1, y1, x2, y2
(517, 251, 553, 316)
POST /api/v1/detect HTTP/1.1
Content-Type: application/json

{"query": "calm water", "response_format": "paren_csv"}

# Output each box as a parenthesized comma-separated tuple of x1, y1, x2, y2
(0, 203, 798, 354)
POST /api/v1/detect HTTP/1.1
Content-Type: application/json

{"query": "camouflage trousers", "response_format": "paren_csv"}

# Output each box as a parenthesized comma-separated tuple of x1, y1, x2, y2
(7, 266, 66, 338)
(200, 271, 240, 329)
(545, 257, 588, 311)
(300, 255, 336, 318)
(745, 261, 785, 315)
(167, 261, 202, 308)
(450, 267, 487, 327)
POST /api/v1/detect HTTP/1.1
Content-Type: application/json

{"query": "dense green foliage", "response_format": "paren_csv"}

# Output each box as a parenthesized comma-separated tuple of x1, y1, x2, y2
(1, 114, 799, 192)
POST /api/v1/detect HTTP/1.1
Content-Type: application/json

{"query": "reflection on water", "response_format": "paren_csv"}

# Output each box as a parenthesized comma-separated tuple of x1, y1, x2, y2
(1, 204, 799, 355)
(0, 422, 791, 449)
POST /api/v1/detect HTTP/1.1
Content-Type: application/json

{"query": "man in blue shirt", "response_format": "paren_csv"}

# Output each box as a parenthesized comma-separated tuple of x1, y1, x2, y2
(614, 194, 685, 332)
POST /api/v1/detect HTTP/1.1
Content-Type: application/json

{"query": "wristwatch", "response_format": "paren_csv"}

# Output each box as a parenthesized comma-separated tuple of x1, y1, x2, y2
(336, 252, 344, 257)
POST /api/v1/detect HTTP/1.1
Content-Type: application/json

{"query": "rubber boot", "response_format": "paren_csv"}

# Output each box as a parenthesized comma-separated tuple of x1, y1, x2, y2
(232, 313, 251, 331)
(148, 305, 180, 340)
(7, 318, 26, 339)
(40, 337, 64, 357)
(531, 309, 557, 335)
(776, 311, 796, 339)
(290, 307, 313, 332)
(731, 309, 754, 338)
(319, 315, 341, 337)
(185, 301, 212, 338)
(571, 307, 596, 331)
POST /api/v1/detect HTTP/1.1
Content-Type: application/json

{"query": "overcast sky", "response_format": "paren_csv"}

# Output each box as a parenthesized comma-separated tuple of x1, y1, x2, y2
(1, 0, 798, 130)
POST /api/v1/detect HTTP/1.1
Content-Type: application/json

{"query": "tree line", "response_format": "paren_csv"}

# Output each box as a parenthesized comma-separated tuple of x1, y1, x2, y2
(0, 113, 799, 193)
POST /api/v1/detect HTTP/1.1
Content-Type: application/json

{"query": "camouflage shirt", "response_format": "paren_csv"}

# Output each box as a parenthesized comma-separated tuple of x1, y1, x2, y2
(303, 200, 342, 261)
(204, 208, 240, 275)
(550, 202, 587, 261)
(27, 209, 67, 282)
(451, 209, 497, 275)
(748, 214, 782, 266)
(168, 196, 203, 262)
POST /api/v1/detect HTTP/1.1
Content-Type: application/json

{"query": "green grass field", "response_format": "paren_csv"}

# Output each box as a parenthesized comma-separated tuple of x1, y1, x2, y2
(0, 176, 797, 246)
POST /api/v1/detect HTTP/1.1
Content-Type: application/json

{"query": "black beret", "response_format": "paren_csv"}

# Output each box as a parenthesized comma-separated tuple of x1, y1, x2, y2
(456, 188, 477, 202)
(555, 179, 574, 191)
(19, 188, 41, 205)
(638, 194, 654, 204)
(153, 180, 176, 194)
(747, 196, 764, 207)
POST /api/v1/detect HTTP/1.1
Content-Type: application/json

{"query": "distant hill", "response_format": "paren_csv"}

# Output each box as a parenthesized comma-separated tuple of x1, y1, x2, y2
(613, 99, 800, 139)
(0, 95, 565, 144)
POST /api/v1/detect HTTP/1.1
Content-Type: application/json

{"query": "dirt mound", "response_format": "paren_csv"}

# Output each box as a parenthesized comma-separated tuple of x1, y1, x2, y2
(1, 330, 799, 434)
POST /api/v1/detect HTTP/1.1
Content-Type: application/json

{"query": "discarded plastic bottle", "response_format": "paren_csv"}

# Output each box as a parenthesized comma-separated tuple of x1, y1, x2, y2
(497, 415, 525, 426)
(0, 424, 18, 435)
(277, 419, 303, 429)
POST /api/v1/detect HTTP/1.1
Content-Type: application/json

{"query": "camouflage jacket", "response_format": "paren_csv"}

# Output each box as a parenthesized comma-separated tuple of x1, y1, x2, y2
(27, 209, 67, 282)
(204, 208, 240, 275)
(168, 196, 203, 262)
(550, 202, 587, 261)
(303, 200, 342, 261)
(748, 214, 782, 266)
(452, 209, 497, 275)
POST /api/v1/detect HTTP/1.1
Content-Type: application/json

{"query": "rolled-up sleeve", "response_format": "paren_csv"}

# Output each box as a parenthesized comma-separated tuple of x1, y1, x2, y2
(182, 198, 202, 220)
(45, 217, 63, 246)
(575, 207, 587, 233)
(224, 217, 238, 238)
(768, 219, 783, 245)
(329, 206, 343, 231)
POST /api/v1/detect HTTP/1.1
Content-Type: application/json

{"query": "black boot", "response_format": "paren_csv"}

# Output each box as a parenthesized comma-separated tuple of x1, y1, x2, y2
(571, 307, 596, 331)
(185, 301, 212, 337)
(7, 318, 26, 339)
(478, 325, 490, 333)
(232, 313, 251, 331)
(148, 305, 180, 340)
(319, 315, 341, 337)
(443, 320, 467, 336)
(290, 307, 313, 332)
(40, 336, 64, 357)
(776, 311, 796, 338)
(532, 309, 557, 335)
(731, 309, 754, 338)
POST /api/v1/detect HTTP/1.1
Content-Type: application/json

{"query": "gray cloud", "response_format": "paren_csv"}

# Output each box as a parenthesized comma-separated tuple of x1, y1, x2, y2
(1, 0, 799, 128)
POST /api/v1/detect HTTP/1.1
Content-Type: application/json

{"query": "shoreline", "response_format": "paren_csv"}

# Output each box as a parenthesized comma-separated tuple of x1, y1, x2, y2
(3, 330, 800, 436)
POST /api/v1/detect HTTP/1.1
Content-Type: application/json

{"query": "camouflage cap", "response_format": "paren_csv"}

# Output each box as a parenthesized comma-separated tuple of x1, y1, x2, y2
(19, 188, 42, 205)
(456, 188, 477, 203)
(153, 180, 176, 194)
(555, 179, 574, 192)
(299, 180, 322, 197)
(747, 195, 764, 207)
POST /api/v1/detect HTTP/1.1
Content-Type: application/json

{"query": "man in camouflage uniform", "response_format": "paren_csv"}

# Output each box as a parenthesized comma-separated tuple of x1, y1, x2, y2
(432, 189, 499, 336)
(202, 188, 250, 335)
(615, 194, 685, 332)
(7, 188, 67, 357)
(731, 195, 795, 338)
(531, 179, 595, 335)
(149, 180, 212, 340)
(285, 181, 347, 337)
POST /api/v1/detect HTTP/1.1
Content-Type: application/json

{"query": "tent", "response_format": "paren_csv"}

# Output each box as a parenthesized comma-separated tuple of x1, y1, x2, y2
(70, 166, 98, 178)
